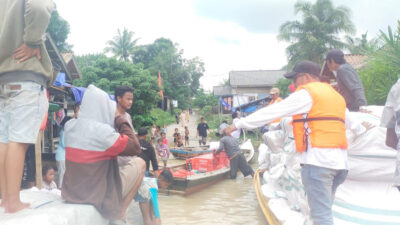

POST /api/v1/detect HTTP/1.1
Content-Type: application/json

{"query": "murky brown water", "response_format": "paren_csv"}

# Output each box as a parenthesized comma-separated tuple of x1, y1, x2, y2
(157, 161, 266, 225)
(128, 113, 266, 225)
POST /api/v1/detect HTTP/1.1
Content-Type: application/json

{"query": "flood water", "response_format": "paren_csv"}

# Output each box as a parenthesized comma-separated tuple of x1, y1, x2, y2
(157, 160, 266, 225)
(128, 113, 267, 225)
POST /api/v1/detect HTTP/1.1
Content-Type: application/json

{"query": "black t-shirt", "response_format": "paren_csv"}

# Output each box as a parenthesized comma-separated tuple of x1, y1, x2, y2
(138, 139, 159, 171)
(197, 123, 209, 137)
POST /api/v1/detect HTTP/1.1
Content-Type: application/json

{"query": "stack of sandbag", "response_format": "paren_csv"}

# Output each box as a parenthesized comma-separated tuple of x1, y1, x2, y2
(259, 117, 311, 225)
(258, 106, 400, 225)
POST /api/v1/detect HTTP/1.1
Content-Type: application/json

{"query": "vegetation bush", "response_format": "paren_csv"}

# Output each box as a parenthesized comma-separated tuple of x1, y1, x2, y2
(193, 91, 218, 109)
(359, 21, 400, 105)
(149, 108, 176, 127)
(275, 78, 292, 98)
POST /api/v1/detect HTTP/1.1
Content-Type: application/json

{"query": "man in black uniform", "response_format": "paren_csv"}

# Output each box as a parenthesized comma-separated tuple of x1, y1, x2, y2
(137, 127, 159, 177)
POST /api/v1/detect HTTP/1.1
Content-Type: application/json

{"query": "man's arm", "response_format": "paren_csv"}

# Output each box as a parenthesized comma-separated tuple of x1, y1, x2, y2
(14, 0, 54, 63)
(24, 0, 54, 47)
(215, 139, 225, 154)
(228, 89, 313, 132)
(115, 116, 141, 156)
(386, 128, 398, 149)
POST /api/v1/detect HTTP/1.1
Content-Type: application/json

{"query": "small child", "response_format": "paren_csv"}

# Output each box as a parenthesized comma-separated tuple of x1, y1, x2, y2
(177, 133, 184, 147)
(161, 132, 168, 146)
(173, 128, 179, 147)
(156, 138, 170, 167)
(184, 126, 190, 146)
(42, 165, 57, 191)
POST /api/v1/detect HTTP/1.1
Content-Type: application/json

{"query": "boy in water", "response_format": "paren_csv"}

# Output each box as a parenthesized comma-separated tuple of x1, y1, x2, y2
(184, 126, 190, 146)
(173, 128, 179, 147)
(177, 133, 184, 148)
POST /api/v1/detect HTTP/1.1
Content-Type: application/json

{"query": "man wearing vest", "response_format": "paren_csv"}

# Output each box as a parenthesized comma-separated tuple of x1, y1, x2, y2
(225, 61, 364, 225)
(269, 87, 282, 124)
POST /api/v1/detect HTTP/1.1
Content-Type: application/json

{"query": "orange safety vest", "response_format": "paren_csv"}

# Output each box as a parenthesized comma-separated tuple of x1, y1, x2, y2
(292, 82, 348, 153)
(269, 97, 282, 124)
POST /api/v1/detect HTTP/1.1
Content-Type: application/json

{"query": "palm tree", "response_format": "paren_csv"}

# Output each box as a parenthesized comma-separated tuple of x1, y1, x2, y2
(345, 32, 378, 54)
(278, 0, 355, 67)
(104, 28, 139, 62)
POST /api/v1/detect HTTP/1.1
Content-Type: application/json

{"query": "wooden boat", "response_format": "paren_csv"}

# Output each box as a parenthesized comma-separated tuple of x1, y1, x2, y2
(170, 146, 213, 159)
(254, 169, 281, 225)
(161, 140, 255, 196)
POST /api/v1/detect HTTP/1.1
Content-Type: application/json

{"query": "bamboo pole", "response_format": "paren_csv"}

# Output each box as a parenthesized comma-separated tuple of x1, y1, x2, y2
(35, 131, 43, 189)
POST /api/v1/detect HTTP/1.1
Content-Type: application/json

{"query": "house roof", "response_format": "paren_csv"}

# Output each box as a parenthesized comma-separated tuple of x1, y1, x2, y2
(213, 85, 232, 96)
(61, 53, 82, 79)
(344, 54, 367, 69)
(44, 34, 72, 81)
(229, 70, 286, 87)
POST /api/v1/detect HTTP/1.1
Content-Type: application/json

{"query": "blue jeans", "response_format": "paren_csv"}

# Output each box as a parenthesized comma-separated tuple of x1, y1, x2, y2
(301, 164, 348, 225)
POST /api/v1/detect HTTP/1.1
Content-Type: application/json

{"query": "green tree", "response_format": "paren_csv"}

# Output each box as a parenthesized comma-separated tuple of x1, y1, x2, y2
(345, 32, 378, 54)
(46, 8, 72, 52)
(193, 90, 218, 109)
(74, 55, 160, 127)
(275, 78, 292, 98)
(132, 38, 204, 109)
(105, 28, 139, 62)
(359, 21, 400, 105)
(278, 0, 355, 67)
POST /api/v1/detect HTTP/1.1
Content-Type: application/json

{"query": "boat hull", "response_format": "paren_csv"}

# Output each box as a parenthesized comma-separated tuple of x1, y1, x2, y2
(163, 141, 255, 196)
(170, 168, 230, 196)
(170, 148, 213, 160)
(254, 170, 281, 225)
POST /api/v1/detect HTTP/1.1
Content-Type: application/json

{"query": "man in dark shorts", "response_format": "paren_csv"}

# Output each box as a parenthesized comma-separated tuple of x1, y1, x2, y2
(197, 117, 209, 146)
(215, 129, 254, 179)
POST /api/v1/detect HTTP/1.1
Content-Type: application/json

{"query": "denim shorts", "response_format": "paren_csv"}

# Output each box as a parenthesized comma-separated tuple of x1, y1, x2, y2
(0, 81, 48, 144)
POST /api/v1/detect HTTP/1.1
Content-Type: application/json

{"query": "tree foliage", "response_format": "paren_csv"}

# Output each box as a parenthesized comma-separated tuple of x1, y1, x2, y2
(359, 21, 400, 105)
(132, 38, 204, 109)
(345, 32, 378, 54)
(275, 78, 292, 98)
(193, 90, 219, 109)
(278, 0, 355, 67)
(105, 28, 139, 62)
(74, 54, 160, 127)
(46, 8, 72, 52)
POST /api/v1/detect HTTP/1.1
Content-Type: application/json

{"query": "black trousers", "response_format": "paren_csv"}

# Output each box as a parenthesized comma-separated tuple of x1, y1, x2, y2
(229, 153, 254, 179)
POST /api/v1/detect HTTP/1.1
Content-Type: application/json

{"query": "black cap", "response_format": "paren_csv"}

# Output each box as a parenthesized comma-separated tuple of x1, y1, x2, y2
(284, 61, 321, 79)
(326, 49, 346, 64)
(138, 127, 148, 136)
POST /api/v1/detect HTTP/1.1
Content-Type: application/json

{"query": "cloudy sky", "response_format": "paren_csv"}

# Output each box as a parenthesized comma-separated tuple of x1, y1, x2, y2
(54, 0, 399, 91)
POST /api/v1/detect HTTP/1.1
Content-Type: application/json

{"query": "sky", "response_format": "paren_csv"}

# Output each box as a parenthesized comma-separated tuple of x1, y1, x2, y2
(54, 0, 399, 91)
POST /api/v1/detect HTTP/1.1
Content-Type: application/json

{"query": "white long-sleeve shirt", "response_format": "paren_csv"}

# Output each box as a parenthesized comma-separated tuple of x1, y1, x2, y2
(235, 89, 365, 170)
(231, 118, 241, 139)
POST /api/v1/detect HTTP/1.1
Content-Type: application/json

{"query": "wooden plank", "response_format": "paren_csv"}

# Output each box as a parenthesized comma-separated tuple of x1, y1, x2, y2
(35, 131, 43, 189)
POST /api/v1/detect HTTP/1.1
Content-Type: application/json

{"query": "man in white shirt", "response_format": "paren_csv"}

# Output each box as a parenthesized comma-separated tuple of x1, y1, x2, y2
(225, 61, 364, 225)
(380, 79, 400, 191)
(231, 112, 241, 139)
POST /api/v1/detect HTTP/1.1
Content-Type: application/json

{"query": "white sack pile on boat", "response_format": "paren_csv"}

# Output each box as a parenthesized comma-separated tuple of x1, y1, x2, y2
(258, 106, 400, 225)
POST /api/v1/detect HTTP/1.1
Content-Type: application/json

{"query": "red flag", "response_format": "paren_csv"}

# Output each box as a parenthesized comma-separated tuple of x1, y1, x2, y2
(158, 71, 164, 98)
